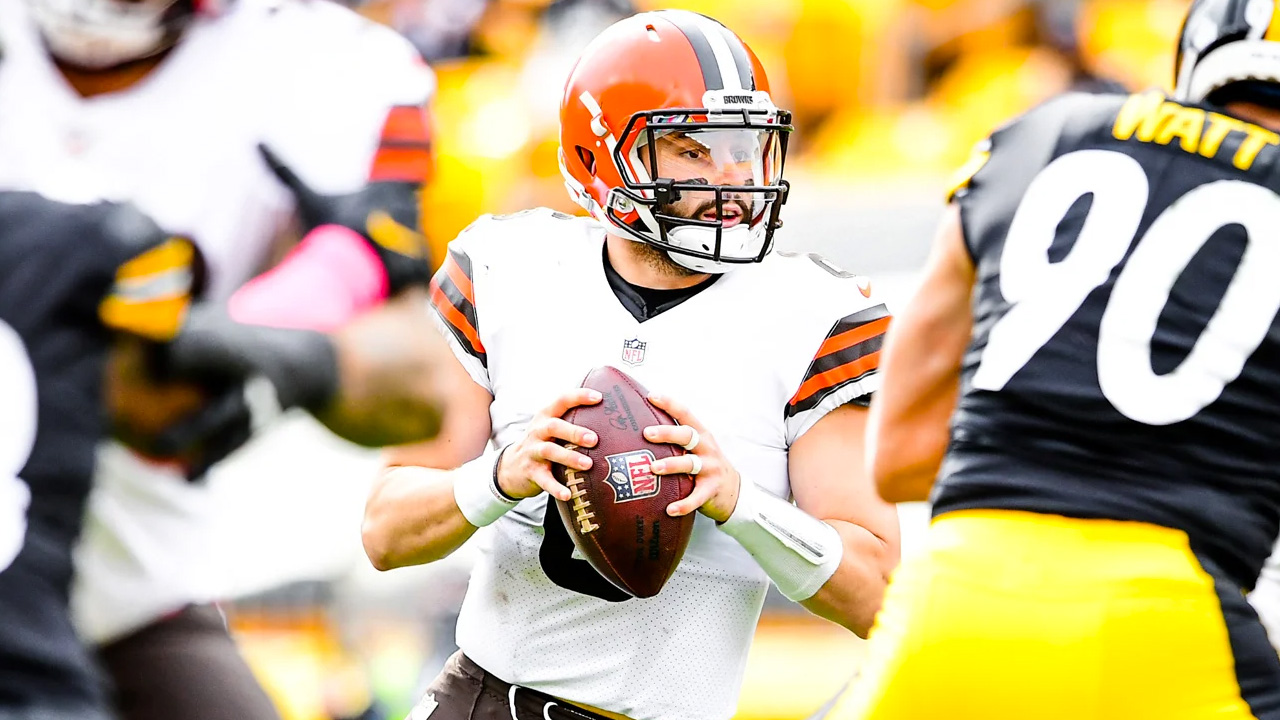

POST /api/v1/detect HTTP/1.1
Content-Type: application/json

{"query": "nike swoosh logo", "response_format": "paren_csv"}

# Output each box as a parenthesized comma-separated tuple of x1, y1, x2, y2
(855, 276, 872, 298)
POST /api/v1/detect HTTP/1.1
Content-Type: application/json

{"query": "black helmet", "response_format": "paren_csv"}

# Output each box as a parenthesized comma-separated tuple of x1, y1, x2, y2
(1175, 0, 1280, 106)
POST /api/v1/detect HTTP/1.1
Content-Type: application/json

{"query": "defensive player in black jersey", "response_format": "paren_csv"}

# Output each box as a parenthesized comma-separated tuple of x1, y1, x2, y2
(0, 190, 449, 720)
(836, 1, 1280, 718)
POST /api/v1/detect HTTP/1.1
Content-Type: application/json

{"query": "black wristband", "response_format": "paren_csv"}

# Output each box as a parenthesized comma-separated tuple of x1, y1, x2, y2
(492, 444, 518, 502)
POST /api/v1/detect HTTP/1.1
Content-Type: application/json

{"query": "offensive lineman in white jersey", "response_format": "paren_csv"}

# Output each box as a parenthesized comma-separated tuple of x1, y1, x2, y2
(0, 0, 438, 718)
(361, 11, 901, 720)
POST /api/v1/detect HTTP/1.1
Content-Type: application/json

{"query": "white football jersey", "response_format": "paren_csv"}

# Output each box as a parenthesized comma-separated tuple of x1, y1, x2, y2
(0, 0, 434, 642)
(429, 209, 889, 720)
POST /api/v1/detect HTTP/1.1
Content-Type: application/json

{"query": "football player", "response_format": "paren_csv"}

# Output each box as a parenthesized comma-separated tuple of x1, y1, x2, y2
(0, 0, 438, 718)
(360, 11, 902, 720)
(0, 191, 448, 720)
(838, 0, 1280, 717)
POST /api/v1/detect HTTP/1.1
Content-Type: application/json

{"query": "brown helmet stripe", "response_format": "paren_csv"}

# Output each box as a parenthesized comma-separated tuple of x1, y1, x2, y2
(708, 18, 756, 91)
(662, 11, 725, 91)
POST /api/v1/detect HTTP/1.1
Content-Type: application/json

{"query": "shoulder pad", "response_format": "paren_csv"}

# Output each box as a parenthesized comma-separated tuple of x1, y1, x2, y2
(0, 192, 173, 268)
(770, 250, 875, 298)
(451, 207, 595, 261)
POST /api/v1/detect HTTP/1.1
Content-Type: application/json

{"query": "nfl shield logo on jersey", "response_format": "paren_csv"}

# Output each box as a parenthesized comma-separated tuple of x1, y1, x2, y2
(606, 450, 660, 502)
(621, 338, 647, 366)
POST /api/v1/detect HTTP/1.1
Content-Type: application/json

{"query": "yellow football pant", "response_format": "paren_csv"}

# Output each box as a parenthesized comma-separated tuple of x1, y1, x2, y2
(827, 510, 1280, 720)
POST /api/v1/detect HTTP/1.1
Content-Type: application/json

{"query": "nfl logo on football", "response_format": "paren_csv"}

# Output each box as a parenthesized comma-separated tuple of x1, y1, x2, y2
(621, 338, 647, 366)
(606, 450, 660, 502)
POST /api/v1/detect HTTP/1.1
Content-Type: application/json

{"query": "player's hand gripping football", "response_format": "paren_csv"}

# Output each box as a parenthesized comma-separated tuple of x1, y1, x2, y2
(495, 389, 602, 501)
(258, 143, 433, 295)
(644, 394, 741, 523)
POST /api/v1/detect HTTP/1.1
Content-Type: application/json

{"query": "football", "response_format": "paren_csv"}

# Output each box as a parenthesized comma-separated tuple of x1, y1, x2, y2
(552, 366, 696, 598)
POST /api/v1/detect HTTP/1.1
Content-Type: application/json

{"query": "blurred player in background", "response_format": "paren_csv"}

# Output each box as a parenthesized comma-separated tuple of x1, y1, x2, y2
(0, 0, 437, 718)
(0, 191, 450, 720)
(361, 10, 900, 720)
(840, 0, 1280, 717)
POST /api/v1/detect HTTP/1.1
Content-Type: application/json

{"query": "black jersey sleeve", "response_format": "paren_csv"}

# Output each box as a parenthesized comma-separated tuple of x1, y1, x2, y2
(93, 203, 201, 342)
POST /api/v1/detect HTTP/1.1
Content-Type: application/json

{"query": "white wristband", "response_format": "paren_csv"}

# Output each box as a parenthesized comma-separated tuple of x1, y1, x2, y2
(718, 477, 843, 601)
(453, 446, 518, 527)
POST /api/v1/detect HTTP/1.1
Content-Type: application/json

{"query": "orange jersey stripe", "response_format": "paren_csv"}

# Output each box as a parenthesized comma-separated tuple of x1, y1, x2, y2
(444, 253, 476, 306)
(430, 283, 485, 354)
(815, 316, 891, 360)
(790, 351, 881, 406)
(380, 105, 430, 145)
(370, 146, 432, 183)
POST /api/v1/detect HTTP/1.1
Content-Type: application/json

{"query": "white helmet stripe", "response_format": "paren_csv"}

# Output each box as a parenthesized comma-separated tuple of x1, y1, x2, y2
(690, 14, 745, 92)
(1245, 0, 1275, 40)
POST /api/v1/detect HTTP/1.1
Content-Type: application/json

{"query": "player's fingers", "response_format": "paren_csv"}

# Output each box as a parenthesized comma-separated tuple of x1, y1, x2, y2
(529, 465, 572, 502)
(537, 417, 598, 448)
(647, 394, 706, 433)
(668, 481, 717, 517)
(530, 440, 592, 472)
(642, 424, 699, 450)
(650, 453, 702, 477)
(544, 388, 603, 419)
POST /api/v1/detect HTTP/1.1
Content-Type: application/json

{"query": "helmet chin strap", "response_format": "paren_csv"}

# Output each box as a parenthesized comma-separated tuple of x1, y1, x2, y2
(661, 224, 764, 274)
(604, 188, 774, 274)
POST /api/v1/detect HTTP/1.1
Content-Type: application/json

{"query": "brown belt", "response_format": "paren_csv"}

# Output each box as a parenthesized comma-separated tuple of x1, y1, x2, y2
(458, 653, 622, 720)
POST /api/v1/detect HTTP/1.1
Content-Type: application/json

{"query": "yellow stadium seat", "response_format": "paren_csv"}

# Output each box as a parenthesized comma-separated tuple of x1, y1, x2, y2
(1080, 0, 1186, 93)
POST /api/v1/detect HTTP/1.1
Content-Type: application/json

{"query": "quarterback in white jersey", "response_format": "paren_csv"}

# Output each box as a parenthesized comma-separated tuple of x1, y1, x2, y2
(363, 11, 901, 720)
(0, 0, 436, 717)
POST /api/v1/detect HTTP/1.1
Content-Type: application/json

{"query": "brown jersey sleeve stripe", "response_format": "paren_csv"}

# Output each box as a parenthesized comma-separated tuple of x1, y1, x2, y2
(443, 249, 477, 306)
(429, 249, 485, 362)
(813, 315, 890, 365)
(822, 304, 890, 343)
(788, 353, 881, 410)
(805, 331, 886, 381)
(785, 304, 892, 416)
(430, 282, 486, 361)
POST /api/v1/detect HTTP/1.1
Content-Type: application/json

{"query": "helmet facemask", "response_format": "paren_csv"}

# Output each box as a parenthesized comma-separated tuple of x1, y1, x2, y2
(26, 0, 195, 70)
(605, 93, 792, 274)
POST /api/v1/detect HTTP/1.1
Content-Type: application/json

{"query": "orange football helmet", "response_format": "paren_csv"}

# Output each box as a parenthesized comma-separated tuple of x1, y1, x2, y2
(558, 10, 793, 273)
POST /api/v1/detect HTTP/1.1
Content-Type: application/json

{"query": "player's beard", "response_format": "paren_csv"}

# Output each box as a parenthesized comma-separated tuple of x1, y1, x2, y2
(631, 240, 702, 278)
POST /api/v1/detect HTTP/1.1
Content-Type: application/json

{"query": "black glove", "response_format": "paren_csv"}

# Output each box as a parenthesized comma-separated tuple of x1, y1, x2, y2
(258, 143, 433, 295)
(142, 382, 258, 482)
(123, 304, 340, 481)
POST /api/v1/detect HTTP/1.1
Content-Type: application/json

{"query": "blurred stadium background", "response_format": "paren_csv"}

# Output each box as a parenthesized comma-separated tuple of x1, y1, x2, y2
(199, 1, 1188, 718)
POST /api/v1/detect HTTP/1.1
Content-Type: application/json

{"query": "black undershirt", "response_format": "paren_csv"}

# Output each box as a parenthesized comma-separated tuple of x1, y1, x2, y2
(602, 245, 719, 322)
